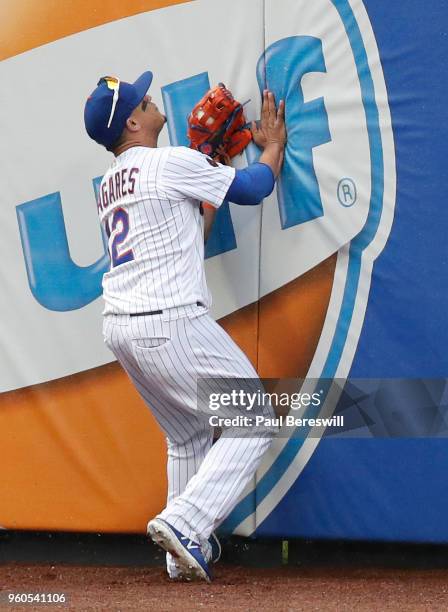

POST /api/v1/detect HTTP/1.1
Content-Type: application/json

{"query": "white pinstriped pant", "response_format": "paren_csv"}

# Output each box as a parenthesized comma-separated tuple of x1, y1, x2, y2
(103, 304, 274, 568)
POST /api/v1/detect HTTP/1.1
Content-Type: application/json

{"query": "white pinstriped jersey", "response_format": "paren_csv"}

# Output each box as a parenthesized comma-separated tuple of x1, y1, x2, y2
(97, 146, 235, 315)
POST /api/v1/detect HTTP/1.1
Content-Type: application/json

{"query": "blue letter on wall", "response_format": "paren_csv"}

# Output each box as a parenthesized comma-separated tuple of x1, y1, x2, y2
(16, 189, 109, 311)
(162, 73, 237, 259)
(257, 36, 331, 228)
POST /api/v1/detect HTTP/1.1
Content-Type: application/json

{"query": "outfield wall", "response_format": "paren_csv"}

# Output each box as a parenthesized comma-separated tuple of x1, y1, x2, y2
(1, 0, 447, 541)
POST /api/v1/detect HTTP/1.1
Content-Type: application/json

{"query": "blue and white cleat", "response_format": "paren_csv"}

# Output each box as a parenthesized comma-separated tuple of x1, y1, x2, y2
(147, 518, 212, 582)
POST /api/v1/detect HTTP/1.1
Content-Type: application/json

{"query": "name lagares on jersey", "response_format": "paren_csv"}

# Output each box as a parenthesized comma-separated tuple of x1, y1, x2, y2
(97, 166, 140, 213)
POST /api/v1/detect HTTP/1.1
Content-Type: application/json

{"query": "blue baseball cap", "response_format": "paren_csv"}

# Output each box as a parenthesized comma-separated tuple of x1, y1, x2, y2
(84, 71, 153, 149)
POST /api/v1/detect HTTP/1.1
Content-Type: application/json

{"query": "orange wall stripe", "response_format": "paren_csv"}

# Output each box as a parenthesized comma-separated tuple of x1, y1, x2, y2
(219, 302, 259, 369)
(0, 0, 193, 61)
(258, 254, 337, 378)
(0, 363, 167, 533)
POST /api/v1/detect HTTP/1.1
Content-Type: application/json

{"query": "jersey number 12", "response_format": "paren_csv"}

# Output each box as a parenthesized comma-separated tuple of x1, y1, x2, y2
(104, 208, 134, 268)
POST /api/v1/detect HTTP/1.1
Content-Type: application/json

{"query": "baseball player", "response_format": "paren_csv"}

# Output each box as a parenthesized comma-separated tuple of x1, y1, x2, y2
(84, 71, 286, 582)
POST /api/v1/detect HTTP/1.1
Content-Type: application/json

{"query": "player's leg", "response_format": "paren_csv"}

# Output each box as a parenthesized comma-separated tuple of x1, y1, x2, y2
(102, 314, 214, 576)
(164, 428, 213, 576)
(125, 366, 214, 576)
(156, 313, 277, 542)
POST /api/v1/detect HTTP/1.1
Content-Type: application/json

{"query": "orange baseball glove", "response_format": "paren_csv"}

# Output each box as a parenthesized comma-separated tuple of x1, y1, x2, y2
(188, 83, 252, 162)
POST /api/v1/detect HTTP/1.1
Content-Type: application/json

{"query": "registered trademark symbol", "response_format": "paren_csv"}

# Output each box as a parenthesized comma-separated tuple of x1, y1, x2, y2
(337, 178, 357, 207)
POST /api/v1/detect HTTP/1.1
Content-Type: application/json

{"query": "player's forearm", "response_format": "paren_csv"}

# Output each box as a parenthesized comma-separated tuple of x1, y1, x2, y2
(203, 204, 216, 242)
(259, 142, 285, 178)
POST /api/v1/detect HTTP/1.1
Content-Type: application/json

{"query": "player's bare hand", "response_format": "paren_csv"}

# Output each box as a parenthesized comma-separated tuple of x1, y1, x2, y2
(251, 90, 286, 149)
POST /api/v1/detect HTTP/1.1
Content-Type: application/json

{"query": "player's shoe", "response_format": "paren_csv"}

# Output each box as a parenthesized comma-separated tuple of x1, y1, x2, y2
(147, 518, 212, 582)
(165, 532, 220, 581)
